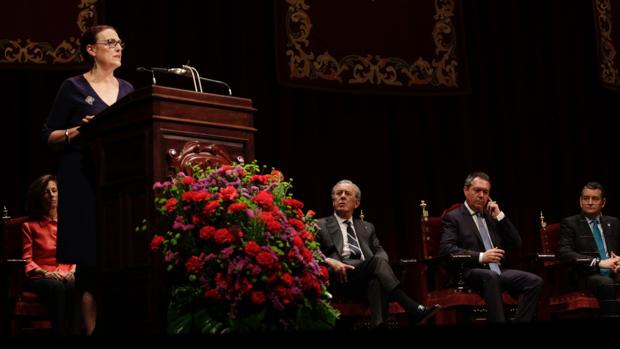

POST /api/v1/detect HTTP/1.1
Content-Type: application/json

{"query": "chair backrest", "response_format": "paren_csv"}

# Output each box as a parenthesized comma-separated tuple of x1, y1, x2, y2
(419, 201, 461, 259)
(2, 207, 29, 262)
(539, 211, 561, 255)
(541, 224, 561, 255)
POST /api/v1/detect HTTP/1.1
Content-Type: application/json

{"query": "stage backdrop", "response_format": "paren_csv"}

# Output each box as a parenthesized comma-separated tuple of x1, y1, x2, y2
(0, 0, 101, 68)
(594, 0, 620, 91)
(274, 0, 470, 95)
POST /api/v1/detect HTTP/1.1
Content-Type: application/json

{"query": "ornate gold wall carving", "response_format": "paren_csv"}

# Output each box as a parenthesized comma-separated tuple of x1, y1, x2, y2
(282, 0, 465, 92)
(594, 0, 620, 89)
(0, 0, 99, 65)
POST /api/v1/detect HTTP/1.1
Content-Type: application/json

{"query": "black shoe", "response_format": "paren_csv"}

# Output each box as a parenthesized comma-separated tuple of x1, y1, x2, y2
(411, 304, 441, 324)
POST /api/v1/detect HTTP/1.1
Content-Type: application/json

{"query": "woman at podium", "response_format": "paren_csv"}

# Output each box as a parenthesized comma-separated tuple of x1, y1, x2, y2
(40, 24, 134, 335)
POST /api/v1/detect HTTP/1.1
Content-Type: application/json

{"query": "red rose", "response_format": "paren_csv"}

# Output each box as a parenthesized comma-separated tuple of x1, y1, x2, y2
(270, 170, 284, 181)
(204, 288, 221, 301)
(199, 226, 216, 240)
(164, 198, 178, 213)
(283, 198, 304, 209)
(281, 273, 294, 286)
(320, 266, 329, 281)
(220, 185, 239, 201)
(292, 236, 304, 248)
(251, 174, 268, 184)
(288, 218, 305, 231)
(301, 231, 314, 242)
(185, 255, 203, 274)
(250, 291, 265, 304)
(183, 176, 194, 185)
(301, 247, 313, 262)
(259, 212, 282, 232)
(244, 241, 261, 256)
(150, 235, 165, 250)
(214, 228, 234, 244)
(256, 251, 277, 268)
(252, 191, 274, 209)
(227, 202, 247, 214)
(202, 200, 220, 216)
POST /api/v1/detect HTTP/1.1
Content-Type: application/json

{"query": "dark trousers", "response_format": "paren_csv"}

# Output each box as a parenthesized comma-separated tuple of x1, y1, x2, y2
(586, 274, 620, 317)
(27, 278, 79, 336)
(465, 268, 543, 323)
(332, 256, 401, 327)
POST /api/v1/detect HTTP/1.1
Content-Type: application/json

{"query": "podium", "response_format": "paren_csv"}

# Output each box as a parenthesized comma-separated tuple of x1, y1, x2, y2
(82, 85, 256, 334)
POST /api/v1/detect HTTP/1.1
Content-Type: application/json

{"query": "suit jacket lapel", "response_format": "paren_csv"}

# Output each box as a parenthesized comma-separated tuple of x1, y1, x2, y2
(600, 216, 615, 254)
(578, 216, 598, 252)
(353, 218, 372, 258)
(460, 206, 485, 249)
(325, 216, 344, 256)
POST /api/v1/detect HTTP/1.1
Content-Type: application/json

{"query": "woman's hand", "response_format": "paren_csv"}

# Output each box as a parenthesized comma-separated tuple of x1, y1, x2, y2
(80, 115, 95, 126)
(45, 271, 65, 281)
(63, 271, 76, 283)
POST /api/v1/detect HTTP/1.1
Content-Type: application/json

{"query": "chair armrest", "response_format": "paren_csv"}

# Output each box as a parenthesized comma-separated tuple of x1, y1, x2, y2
(449, 253, 474, 262)
(535, 253, 556, 261)
(575, 258, 592, 265)
(397, 258, 418, 265)
(447, 254, 474, 290)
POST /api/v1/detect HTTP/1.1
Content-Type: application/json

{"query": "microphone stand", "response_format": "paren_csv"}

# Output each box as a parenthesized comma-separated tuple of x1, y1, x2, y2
(183, 64, 232, 96)
(183, 65, 201, 92)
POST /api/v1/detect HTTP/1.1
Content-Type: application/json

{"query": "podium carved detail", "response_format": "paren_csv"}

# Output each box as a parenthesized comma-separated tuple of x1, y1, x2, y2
(167, 141, 245, 176)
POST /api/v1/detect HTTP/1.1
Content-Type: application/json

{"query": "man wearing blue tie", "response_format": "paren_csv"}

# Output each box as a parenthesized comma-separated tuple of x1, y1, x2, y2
(317, 180, 440, 329)
(558, 182, 620, 317)
(439, 172, 543, 323)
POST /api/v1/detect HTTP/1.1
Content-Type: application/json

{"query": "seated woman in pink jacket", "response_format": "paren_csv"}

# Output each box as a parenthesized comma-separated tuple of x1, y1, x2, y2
(22, 174, 77, 336)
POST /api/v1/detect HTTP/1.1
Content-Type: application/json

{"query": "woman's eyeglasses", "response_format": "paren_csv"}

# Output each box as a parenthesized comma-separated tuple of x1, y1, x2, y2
(95, 39, 125, 49)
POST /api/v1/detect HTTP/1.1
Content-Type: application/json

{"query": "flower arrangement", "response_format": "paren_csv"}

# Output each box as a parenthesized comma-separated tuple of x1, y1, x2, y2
(149, 162, 338, 334)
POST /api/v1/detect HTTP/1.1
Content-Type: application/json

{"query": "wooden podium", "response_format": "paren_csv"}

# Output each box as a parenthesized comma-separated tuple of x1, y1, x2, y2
(82, 85, 256, 334)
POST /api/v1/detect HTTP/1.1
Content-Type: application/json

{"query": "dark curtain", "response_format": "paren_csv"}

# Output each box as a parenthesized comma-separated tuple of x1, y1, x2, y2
(1, 0, 618, 263)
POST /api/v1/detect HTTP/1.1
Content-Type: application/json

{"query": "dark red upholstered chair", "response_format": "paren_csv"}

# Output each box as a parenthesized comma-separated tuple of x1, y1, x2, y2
(418, 200, 517, 325)
(537, 212, 599, 318)
(1, 206, 51, 336)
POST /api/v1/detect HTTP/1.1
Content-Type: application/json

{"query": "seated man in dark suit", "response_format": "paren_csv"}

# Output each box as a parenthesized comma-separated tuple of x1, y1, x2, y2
(317, 179, 440, 329)
(557, 181, 620, 317)
(439, 171, 543, 323)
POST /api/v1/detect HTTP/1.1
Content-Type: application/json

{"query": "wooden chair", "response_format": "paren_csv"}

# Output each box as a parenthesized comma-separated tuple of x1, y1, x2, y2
(418, 200, 517, 325)
(1, 206, 51, 336)
(536, 212, 599, 318)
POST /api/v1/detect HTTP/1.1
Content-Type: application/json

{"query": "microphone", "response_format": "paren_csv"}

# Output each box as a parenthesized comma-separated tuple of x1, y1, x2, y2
(147, 66, 233, 96)
(136, 66, 156, 85)
(149, 67, 187, 75)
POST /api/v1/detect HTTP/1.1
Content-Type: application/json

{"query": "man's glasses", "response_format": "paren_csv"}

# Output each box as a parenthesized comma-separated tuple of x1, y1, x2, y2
(95, 39, 125, 49)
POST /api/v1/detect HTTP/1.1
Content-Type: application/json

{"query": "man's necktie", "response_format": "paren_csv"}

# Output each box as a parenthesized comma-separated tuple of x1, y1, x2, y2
(591, 219, 611, 277)
(475, 213, 501, 275)
(344, 220, 362, 259)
